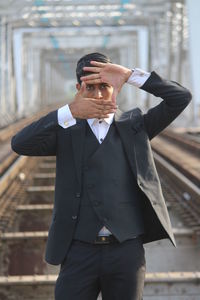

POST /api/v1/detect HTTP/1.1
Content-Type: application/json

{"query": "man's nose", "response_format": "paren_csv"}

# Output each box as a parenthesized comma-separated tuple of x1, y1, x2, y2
(94, 89, 103, 99)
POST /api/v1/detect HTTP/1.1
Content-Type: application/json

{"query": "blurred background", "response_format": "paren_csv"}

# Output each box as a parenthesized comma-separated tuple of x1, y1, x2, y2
(0, 0, 200, 127)
(0, 1, 200, 300)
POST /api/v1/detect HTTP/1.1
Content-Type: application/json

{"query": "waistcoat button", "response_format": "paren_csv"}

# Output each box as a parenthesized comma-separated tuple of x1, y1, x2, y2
(139, 182, 144, 187)
(76, 192, 81, 198)
(72, 215, 77, 220)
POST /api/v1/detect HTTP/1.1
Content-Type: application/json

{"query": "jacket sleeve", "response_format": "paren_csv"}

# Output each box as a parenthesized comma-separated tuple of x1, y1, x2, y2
(11, 110, 59, 156)
(140, 71, 192, 140)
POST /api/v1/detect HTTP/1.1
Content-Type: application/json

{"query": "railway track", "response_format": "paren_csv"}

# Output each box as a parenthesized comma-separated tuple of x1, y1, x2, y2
(0, 103, 63, 179)
(174, 127, 200, 144)
(161, 128, 200, 153)
(0, 122, 200, 300)
(151, 129, 200, 187)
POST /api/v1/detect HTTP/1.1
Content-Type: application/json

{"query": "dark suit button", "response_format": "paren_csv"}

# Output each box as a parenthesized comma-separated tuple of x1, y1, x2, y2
(75, 192, 81, 198)
(93, 201, 100, 206)
(104, 217, 108, 222)
(72, 215, 77, 220)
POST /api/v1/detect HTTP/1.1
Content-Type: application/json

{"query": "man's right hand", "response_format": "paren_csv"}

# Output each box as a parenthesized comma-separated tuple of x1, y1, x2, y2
(69, 82, 117, 119)
(81, 61, 132, 103)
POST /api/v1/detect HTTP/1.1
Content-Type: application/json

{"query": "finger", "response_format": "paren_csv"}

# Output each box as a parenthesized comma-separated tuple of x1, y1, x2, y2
(94, 114, 109, 119)
(81, 78, 102, 85)
(102, 105, 117, 110)
(99, 113, 114, 119)
(101, 103, 117, 109)
(90, 61, 106, 67)
(81, 73, 100, 80)
(84, 99, 117, 111)
(92, 113, 109, 119)
(83, 66, 101, 73)
(85, 98, 115, 106)
(103, 109, 117, 114)
(93, 101, 117, 108)
(91, 110, 116, 119)
(96, 106, 117, 113)
(80, 81, 86, 94)
(111, 89, 118, 104)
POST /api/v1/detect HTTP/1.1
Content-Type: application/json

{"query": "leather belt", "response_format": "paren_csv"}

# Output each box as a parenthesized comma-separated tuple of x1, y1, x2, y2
(93, 235, 119, 244)
(73, 235, 140, 245)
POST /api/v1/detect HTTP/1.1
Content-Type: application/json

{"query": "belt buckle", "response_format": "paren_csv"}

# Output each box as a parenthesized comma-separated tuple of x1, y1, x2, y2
(94, 236, 110, 244)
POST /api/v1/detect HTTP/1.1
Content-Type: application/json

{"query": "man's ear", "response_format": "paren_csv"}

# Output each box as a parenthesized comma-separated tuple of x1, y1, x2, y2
(76, 83, 81, 91)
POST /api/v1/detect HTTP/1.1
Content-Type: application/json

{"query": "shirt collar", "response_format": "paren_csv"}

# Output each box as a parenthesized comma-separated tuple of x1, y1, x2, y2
(87, 113, 114, 127)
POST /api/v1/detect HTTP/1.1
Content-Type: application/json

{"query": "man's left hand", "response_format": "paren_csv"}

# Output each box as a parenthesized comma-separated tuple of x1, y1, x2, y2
(81, 61, 132, 103)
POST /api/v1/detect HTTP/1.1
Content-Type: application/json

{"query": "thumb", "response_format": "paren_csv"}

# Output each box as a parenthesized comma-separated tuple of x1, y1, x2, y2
(80, 81, 86, 94)
(111, 88, 118, 104)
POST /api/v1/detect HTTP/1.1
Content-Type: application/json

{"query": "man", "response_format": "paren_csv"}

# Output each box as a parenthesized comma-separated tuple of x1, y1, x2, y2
(11, 52, 192, 300)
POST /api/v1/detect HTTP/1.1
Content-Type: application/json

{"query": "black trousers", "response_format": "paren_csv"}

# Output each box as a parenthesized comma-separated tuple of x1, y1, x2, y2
(55, 237, 146, 300)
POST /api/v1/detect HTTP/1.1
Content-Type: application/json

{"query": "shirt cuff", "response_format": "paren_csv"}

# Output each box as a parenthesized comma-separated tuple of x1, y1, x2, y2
(127, 68, 151, 88)
(57, 104, 76, 129)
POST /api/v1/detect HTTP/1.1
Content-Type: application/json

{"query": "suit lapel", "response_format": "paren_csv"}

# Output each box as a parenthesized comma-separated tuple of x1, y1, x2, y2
(70, 119, 86, 186)
(114, 109, 138, 180)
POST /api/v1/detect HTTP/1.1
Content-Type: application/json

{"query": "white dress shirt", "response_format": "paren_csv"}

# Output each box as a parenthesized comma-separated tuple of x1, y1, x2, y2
(57, 68, 150, 236)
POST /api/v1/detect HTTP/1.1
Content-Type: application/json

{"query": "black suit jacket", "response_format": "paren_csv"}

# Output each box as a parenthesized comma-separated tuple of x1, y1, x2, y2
(11, 71, 192, 265)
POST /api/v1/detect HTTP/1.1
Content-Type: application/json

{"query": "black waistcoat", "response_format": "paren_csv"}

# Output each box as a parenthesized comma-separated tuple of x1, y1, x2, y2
(73, 122, 145, 242)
